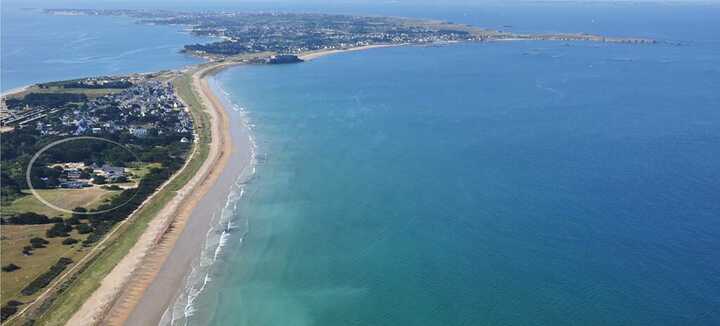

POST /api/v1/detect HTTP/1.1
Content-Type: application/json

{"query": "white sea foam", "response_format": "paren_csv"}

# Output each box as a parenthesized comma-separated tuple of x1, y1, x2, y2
(160, 76, 260, 326)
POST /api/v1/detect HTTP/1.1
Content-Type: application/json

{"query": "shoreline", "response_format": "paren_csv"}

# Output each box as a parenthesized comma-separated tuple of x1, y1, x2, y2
(64, 45, 408, 325)
(298, 44, 406, 61)
(64, 61, 248, 325)
(123, 62, 251, 325)
(3, 43, 410, 325)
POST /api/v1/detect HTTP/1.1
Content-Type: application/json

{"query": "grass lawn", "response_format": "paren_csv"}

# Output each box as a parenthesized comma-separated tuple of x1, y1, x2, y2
(0, 225, 89, 306)
(127, 162, 163, 180)
(1, 188, 117, 218)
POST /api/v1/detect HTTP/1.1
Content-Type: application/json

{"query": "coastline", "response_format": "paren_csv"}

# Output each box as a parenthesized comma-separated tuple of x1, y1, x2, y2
(63, 62, 250, 325)
(4, 42, 441, 325)
(11, 44, 414, 325)
(77, 45, 404, 324)
(122, 63, 254, 325)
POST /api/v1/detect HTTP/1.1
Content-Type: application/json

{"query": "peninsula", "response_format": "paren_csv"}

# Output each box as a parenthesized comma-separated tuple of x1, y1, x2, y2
(0, 8, 657, 326)
(45, 8, 655, 61)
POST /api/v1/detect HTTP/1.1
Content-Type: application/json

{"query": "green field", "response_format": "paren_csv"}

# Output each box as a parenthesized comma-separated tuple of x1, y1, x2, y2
(127, 162, 163, 180)
(0, 225, 90, 306)
(1, 188, 117, 218)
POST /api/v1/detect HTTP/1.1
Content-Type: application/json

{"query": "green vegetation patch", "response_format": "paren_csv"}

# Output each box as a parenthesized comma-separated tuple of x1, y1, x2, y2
(20, 258, 73, 296)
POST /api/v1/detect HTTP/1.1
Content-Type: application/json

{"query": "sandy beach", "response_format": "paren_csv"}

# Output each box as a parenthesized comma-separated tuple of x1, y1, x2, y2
(65, 62, 253, 326)
(124, 63, 254, 325)
(299, 44, 403, 61)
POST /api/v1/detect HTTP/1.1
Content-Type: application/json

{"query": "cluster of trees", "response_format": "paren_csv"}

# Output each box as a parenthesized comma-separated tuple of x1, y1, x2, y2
(20, 257, 73, 296)
(46, 222, 73, 238)
(1, 300, 23, 322)
(5, 92, 87, 110)
(1, 212, 63, 225)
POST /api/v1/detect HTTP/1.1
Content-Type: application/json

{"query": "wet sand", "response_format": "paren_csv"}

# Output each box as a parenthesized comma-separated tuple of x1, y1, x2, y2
(122, 63, 253, 326)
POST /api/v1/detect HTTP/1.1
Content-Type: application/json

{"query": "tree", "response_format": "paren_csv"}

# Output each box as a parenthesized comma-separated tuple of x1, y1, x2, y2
(93, 175, 107, 185)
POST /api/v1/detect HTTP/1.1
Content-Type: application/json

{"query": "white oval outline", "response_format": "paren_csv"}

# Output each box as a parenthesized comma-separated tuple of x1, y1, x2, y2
(25, 136, 141, 216)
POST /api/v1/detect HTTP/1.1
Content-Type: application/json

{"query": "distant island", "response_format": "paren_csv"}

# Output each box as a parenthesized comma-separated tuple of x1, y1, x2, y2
(45, 9, 655, 61)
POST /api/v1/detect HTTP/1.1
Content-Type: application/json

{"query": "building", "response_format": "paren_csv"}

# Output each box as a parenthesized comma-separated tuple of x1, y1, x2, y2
(266, 54, 303, 64)
(99, 164, 126, 182)
(130, 127, 148, 137)
(66, 169, 82, 180)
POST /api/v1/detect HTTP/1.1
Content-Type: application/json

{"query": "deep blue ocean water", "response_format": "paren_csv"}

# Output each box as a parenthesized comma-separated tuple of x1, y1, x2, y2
(2, 1, 720, 325)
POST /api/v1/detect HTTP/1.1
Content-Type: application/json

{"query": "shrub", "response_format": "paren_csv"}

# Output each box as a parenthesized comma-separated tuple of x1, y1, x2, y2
(92, 175, 107, 185)
(76, 223, 93, 234)
(102, 185, 122, 191)
(1, 264, 20, 272)
(62, 238, 79, 245)
(20, 257, 73, 296)
(30, 237, 50, 248)
(46, 222, 72, 237)
(1, 301, 23, 321)
(1, 305, 18, 322)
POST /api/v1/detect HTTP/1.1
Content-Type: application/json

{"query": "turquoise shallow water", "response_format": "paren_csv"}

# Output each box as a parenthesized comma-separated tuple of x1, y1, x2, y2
(193, 28, 720, 326)
(2, 2, 720, 325)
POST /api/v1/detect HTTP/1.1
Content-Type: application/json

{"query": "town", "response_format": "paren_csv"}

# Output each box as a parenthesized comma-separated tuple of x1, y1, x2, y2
(44, 9, 655, 59)
(2, 76, 193, 141)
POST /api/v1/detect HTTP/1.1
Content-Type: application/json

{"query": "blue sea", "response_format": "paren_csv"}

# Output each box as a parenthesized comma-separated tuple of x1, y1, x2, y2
(3, 1, 720, 325)
(1, 4, 211, 91)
